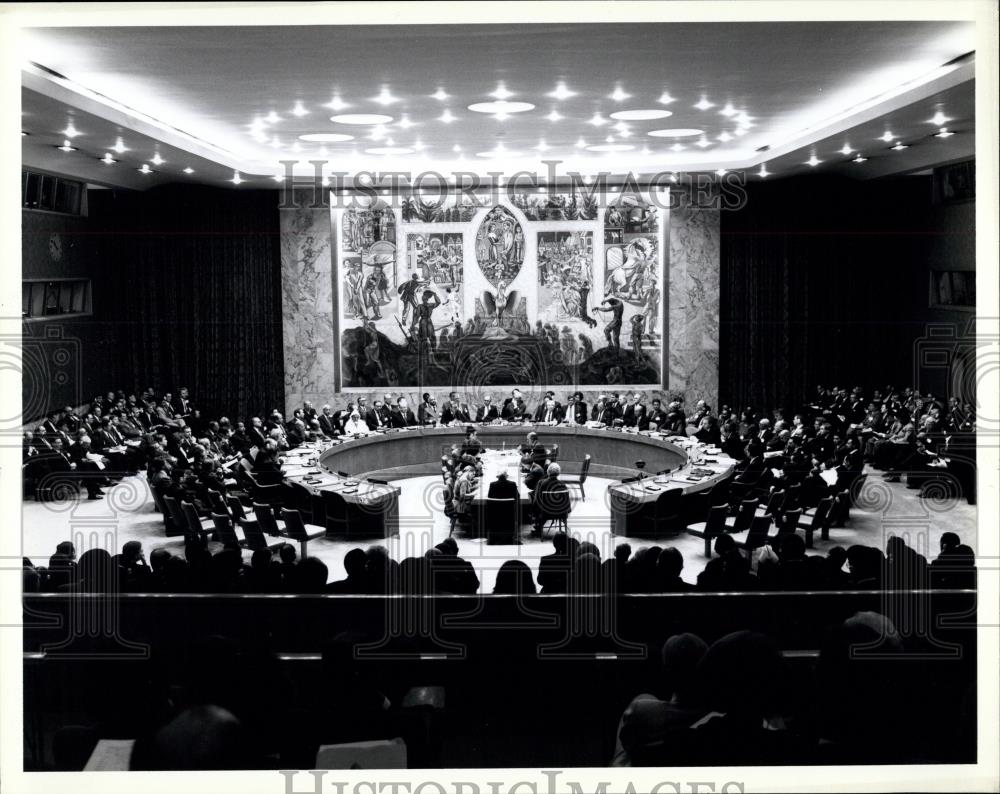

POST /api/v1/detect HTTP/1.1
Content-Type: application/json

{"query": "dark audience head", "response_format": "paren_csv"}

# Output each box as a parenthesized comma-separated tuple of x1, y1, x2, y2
(713, 533, 736, 557)
(121, 540, 144, 564)
(343, 548, 367, 577)
(435, 537, 459, 557)
(250, 549, 272, 570)
(296, 557, 329, 592)
(939, 532, 961, 553)
(55, 541, 76, 559)
(661, 633, 710, 705)
(698, 631, 783, 717)
(614, 543, 632, 564)
(130, 705, 245, 770)
(76, 548, 116, 592)
(551, 532, 569, 554)
(576, 540, 600, 560)
(278, 544, 297, 565)
(827, 546, 848, 569)
(493, 560, 537, 595)
(149, 548, 171, 573)
(776, 533, 806, 562)
(656, 547, 684, 579)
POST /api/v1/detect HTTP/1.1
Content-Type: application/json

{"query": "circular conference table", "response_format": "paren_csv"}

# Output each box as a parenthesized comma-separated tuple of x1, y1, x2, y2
(279, 423, 736, 540)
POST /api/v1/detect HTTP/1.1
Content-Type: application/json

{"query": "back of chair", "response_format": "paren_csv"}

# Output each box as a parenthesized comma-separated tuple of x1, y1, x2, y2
(180, 501, 204, 533)
(162, 495, 185, 530)
(483, 497, 518, 537)
(238, 518, 267, 551)
(745, 514, 773, 544)
(812, 496, 834, 526)
(733, 498, 759, 533)
(784, 483, 801, 510)
(253, 503, 281, 535)
(578, 454, 591, 484)
(654, 487, 684, 519)
(704, 503, 729, 536)
(206, 489, 229, 515)
(211, 513, 239, 548)
(776, 508, 802, 535)
(227, 496, 247, 522)
(280, 508, 307, 540)
(763, 489, 785, 515)
(321, 490, 349, 522)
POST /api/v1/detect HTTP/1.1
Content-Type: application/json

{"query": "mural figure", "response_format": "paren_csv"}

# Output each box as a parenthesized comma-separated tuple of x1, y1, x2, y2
(593, 296, 625, 352)
(407, 233, 463, 288)
(510, 191, 599, 221)
(475, 206, 524, 287)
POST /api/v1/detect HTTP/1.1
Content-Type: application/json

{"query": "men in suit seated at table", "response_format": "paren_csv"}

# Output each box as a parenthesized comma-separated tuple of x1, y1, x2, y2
(317, 405, 338, 437)
(591, 396, 612, 426)
(531, 462, 569, 535)
(533, 396, 563, 424)
(362, 399, 387, 431)
(520, 431, 549, 479)
(622, 393, 647, 428)
(417, 393, 439, 425)
(388, 397, 418, 428)
(501, 388, 529, 421)
(475, 394, 500, 423)
(461, 426, 484, 458)
(566, 391, 588, 425)
(441, 392, 472, 425)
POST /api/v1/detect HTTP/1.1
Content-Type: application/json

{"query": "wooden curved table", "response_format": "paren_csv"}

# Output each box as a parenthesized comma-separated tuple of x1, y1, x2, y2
(281, 424, 735, 539)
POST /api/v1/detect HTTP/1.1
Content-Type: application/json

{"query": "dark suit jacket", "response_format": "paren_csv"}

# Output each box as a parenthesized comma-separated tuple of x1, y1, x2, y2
(567, 402, 588, 425)
(643, 409, 667, 431)
(533, 404, 564, 423)
(475, 404, 500, 423)
(533, 475, 569, 515)
(591, 405, 611, 426)
(441, 402, 472, 425)
(417, 403, 439, 425)
(622, 403, 646, 427)
(501, 398, 528, 421)
(521, 441, 549, 467)
(487, 477, 520, 501)
(389, 408, 418, 428)
(248, 427, 267, 449)
(318, 414, 338, 436)
(537, 552, 571, 594)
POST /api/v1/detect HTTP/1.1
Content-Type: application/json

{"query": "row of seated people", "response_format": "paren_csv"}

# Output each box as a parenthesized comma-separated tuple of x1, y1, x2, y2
(24, 531, 976, 596)
(34, 607, 973, 770)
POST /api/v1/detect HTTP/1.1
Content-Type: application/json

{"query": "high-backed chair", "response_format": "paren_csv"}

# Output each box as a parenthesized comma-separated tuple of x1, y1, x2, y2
(482, 497, 519, 545)
(237, 517, 286, 553)
(252, 503, 286, 536)
(559, 454, 591, 500)
(768, 508, 802, 544)
(211, 513, 242, 551)
(638, 488, 685, 537)
(180, 500, 215, 545)
(320, 490, 351, 537)
(755, 489, 785, 520)
(686, 503, 729, 558)
(796, 495, 834, 548)
(279, 508, 326, 558)
(724, 497, 760, 534)
(732, 514, 775, 557)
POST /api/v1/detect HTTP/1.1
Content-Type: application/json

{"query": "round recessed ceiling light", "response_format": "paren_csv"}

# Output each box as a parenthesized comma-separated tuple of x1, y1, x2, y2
(610, 109, 673, 121)
(585, 143, 635, 152)
(330, 114, 394, 125)
(648, 128, 704, 138)
(475, 148, 525, 158)
(365, 146, 415, 155)
(299, 133, 355, 142)
(467, 101, 535, 115)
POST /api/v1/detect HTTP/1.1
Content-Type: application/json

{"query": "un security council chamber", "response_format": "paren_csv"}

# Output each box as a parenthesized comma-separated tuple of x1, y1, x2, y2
(13, 9, 994, 784)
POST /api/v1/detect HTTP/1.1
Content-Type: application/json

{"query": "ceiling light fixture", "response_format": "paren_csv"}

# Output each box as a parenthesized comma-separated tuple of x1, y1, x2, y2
(151, 152, 164, 165)
(548, 82, 576, 100)
(720, 103, 738, 117)
(491, 83, 514, 100)
(183, 167, 194, 174)
(439, 109, 456, 123)
(610, 109, 672, 121)
(467, 100, 534, 115)
(891, 142, 909, 151)
(373, 87, 398, 105)
(575, 137, 587, 149)
(929, 111, 949, 126)
(657, 92, 676, 105)
(694, 97, 715, 111)
(879, 131, 896, 142)
(298, 133, 354, 142)
(265, 111, 282, 124)
(609, 86, 631, 102)
(331, 113, 394, 125)
(806, 154, 822, 167)
(291, 101, 309, 117)
(100, 153, 117, 164)
(695, 137, 711, 149)
(62, 122, 82, 138)
(398, 115, 414, 129)
(717, 131, 733, 142)
(138, 164, 153, 174)
(588, 113, 608, 126)
(56, 140, 76, 152)
(839, 143, 854, 155)
(757, 164, 770, 178)
(715, 168, 727, 177)
(735, 112, 753, 126)
(113, 137, 128, 153)
(536, 139, 549, 151)
(230, 171, 243, 184)
(432, 88, 449, 101)
(853, 154, 868, 163)
(934, 127, 954, 138)
(452, 144, 462, 153)
(546, 109, 563, 122)
(412, 140, 425, 151)
(324, 95, 349, 111)
(670, 142, 685, 152)
(649, 128, 704, 138)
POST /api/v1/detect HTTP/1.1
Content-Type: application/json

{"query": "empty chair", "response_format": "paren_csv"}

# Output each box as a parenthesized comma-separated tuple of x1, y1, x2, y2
(227, 496, 249, 523)
(769, 508, 803, 543)
(252, 482, 287, 508)
(559, 454, 591, 500)
(686, 503, 729, 558)
(795, 495, 834, 548)
(206, 489, 231, 517)
(288, 480, 317, 519)
(237, 517, 286, 553)
(180, 500, 215, 545)
(252, 503, 286, 536)
(755, 489, 785, 519)
(730, 514, 774, 557)
(783, 483, 801, 511)
(638, 487, 685, 537)
(724, 498, 760, 534)
(211, 513, 243, 551)
(161, 495, 187, 538)
(320, 490, 351, 537)
(279, 508, 326, 558)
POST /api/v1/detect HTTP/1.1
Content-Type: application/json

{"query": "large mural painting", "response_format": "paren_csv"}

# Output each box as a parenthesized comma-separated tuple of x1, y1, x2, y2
(336, 193, 663, 389)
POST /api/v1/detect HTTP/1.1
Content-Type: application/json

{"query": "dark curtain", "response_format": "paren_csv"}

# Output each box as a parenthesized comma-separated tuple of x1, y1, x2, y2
(89, 185, 284, 420)
(720, 175, 934, 415)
